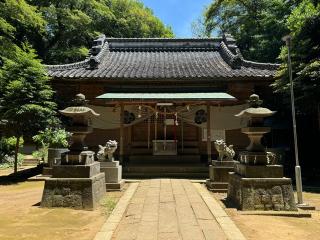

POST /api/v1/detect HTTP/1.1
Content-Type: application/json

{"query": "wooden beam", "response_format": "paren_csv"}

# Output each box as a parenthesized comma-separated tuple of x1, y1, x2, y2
(207, 103, 212, 164)
(120, 103, 124, 164)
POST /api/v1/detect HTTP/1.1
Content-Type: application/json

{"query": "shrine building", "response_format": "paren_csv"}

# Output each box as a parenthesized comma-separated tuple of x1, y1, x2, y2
(46, 34, 279, 177)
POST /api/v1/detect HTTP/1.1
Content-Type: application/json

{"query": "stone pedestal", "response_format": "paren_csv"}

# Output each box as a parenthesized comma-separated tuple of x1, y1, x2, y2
(42, 148, 68, 176)
(100, 161, 124, 191)
(206, 160, 237, 192)
(41, 151, 106, 210)
(227, 159, 297, 211)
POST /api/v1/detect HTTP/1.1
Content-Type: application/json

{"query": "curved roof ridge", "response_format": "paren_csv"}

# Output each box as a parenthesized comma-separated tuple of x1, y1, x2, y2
(219, 41, 242, 69)
(219, 40, 279, 71)
(45, 59, 89, 71)
(46, 39, 110, 71)
(105, 37, 222, 42)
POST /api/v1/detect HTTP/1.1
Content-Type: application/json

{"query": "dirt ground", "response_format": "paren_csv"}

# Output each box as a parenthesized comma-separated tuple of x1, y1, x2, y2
(0, 166, 35, 176)
(0, 180, 127, 240)
(213, 191, 320, 240)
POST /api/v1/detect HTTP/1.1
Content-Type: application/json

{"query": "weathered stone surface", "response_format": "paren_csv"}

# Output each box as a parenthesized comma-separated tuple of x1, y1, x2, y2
(41, 172, 106, 210)
(52, 162, 101, 178)
(238, 151, 269, 165)
(61, 151, 95, 165)
(100, 163, 122, 183)
(106, 180, 125, 191)
(212, 160, 237, 167)
(100, 161, 123, 190)
(235, 163, 283, 178)
(227, 172, 297, 211)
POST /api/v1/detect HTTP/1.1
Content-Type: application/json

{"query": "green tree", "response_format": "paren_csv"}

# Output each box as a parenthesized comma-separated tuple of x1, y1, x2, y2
(273, 0, 320, 117)
(0, 46, 58, 174)
(28, 0, 173, 64)
(191, 14, 212, 38)
(0, 0, 46, 61)
(204, 0, 297, 62)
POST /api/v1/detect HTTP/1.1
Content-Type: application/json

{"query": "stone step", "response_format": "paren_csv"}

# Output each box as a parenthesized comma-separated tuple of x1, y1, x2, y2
(124, 165, 208, 173)
(123, 164, 209, 178)
(129, 148, 199, 155)
(128, 155, 201, 164)
(123, 172, 208, 179)
(22, 158, 40, 166)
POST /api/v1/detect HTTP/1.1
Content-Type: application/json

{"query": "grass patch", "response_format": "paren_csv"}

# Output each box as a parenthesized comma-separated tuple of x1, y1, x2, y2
(100, 195, 117, 215)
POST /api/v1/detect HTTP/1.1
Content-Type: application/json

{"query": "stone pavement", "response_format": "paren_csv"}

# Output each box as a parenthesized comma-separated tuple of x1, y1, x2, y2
(109, 179, 235, 240)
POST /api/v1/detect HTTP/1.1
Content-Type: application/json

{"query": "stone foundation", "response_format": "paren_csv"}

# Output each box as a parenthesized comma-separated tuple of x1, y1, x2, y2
(41, 173, 106, 209)
(41, 151, 106, 210)
(227, 172, 297, 211)
(100, 161, 124, 191)
(206, 160, 237, 193)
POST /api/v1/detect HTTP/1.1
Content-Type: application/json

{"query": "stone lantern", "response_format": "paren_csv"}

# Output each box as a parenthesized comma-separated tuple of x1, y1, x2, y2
(227, 94, 297, 211)
(41, 94, 106, 210)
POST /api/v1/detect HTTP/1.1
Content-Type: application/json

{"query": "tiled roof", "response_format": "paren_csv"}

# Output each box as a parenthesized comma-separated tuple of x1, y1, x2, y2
(46, 35, 279, 81)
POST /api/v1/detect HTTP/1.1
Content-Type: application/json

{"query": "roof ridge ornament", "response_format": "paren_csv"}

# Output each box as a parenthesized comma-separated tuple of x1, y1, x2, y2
(89, 34, 107, 56)
(219, 41, 242, 69)
(88, 56, 100, 70)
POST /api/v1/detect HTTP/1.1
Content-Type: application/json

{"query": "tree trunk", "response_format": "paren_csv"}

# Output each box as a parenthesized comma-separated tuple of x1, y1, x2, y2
(13, 136, 20, 174)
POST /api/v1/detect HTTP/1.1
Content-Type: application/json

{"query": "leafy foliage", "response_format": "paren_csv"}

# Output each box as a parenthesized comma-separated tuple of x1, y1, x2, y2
(0, 153, 24, 169)
(0, 45, 58, 173)
(33, 128, 71, 148)
(0, 0, 45, 61)
(204, 0, 296, 62)
(272, 0, 320, 114)
(0, 137, 24, 162)
(27, 0, 174, 64)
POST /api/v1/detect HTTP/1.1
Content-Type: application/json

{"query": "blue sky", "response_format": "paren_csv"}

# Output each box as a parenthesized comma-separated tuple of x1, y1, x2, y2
(141, 0, 213, 37)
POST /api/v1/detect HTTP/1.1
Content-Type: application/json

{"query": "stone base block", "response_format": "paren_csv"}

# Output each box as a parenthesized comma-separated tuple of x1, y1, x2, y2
(42, 167, 52, 176)
(61, 151, 95, 165)
(206, 180, 228, 193)
(212, 160, 237, 167)
(41, 172, 106, 210)
(100, 161, 119, 167)
(52, 162, 101, 178)
(235, 163, 283, 178)
(209, 163, 236, 182)
(227, 172, 297, 211)
(206, 161, 236, 192)
(106, 180, 125, 191)
(100, 162, 122, 183)
(239, 151, 268, 165)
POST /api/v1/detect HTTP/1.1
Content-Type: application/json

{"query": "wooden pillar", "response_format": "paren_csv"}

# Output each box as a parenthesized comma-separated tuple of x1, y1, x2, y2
(154, 105, 157, 151)
(207, 103, 212, 164)
(181, 118, 184, 153)
(164, 107, 167, 150)
(147, 108, 151, 149)
(120, 103, 124, 164)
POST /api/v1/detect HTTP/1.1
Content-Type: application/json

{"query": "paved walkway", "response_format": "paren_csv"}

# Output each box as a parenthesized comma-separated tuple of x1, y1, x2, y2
(111, 179, 228, 240)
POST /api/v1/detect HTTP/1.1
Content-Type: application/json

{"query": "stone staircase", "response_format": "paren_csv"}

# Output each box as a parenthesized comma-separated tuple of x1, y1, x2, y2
(22, 155, 40, 166)
(123, 155, 209, 178)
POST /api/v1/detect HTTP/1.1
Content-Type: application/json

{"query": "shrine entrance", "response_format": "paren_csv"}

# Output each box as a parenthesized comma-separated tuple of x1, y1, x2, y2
(96, 92, 236, 178)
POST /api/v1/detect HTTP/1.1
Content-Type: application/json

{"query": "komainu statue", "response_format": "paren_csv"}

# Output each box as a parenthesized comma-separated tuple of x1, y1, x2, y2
(214, 139, 235, 161)
(97, 140, 118, 162)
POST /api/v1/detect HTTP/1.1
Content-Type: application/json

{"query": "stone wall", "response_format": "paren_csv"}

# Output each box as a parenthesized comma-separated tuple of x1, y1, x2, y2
(228, 173, 297, 211)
